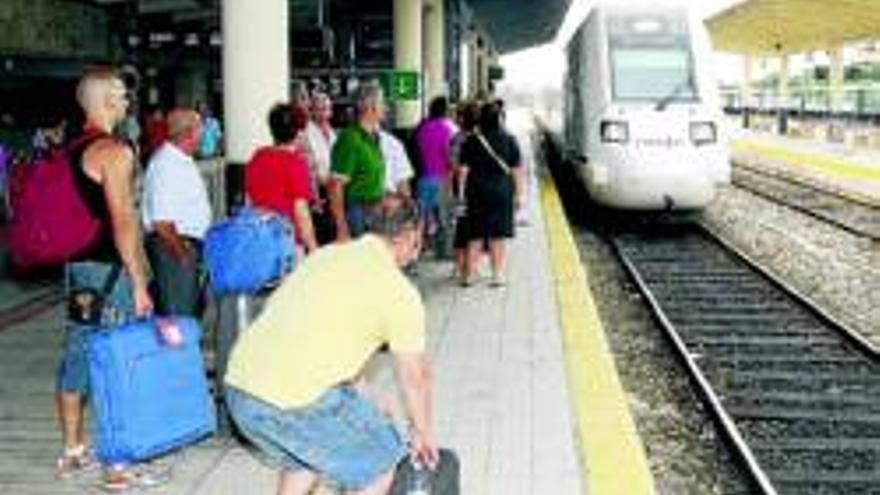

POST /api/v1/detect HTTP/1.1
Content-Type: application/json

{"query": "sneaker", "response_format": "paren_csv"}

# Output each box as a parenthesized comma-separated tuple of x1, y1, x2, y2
(56, 445, 97, 479)
(489, 274, 506, 288)
(101, 463, 171, 492)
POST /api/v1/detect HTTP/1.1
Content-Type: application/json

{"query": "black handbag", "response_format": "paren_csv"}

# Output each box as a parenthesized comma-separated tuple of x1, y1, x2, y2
(67, 264, 121, 325)
(389, 448, 460, 495)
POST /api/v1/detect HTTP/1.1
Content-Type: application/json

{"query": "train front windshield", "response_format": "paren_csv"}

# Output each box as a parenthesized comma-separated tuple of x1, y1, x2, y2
(608, 12, 697, 103)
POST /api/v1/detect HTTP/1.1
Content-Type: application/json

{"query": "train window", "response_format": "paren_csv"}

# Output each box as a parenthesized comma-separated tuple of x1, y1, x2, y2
(607, 12, 698, 104)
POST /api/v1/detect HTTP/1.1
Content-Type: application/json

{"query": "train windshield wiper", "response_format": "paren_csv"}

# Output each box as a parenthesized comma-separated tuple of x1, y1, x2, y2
(655, 74, 693, 112)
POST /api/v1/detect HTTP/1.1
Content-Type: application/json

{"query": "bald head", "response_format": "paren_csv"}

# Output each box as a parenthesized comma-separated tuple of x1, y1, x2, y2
(77, 67, 128, 129)
(166, 108, 202, 155)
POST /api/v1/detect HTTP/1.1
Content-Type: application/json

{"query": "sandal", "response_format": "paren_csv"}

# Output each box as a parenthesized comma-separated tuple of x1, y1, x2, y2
(101, 463, 171, 492)
(489, 274, 506, 288)
(56, 445, 97, 479)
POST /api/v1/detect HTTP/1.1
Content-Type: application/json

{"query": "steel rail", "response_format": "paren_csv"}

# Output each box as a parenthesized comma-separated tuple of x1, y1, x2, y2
(611, 236, 780, 495)
(699, 223, 879, 359)
(731, 163, 880, 240)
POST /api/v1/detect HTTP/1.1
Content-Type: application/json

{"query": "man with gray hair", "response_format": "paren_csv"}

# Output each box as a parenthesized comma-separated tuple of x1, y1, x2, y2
(142, 108, 212, 317)
(328, 81, 388, 241)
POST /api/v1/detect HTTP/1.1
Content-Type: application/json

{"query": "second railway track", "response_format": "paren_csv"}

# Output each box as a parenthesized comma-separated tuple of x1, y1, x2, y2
(612, 226, 880, 495)
(731, 161, 880, 240)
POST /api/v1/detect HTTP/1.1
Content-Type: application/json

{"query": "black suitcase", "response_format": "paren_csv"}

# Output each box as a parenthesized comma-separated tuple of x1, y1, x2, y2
(389, 448, 460, 495)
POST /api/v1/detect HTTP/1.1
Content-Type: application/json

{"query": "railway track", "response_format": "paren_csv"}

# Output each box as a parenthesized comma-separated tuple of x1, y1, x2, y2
(612, 227, 880, 495)
(731, 162, 880, 240)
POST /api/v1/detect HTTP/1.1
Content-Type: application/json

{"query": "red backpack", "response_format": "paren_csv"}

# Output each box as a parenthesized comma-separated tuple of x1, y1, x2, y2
(4, 132, 109, 270)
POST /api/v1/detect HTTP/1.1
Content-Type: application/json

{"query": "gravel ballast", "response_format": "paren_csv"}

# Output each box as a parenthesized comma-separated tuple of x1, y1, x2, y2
(701, 186, 880, 347)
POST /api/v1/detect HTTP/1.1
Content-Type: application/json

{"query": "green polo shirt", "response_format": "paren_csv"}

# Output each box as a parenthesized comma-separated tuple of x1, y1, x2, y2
(331, 124, 386, 204)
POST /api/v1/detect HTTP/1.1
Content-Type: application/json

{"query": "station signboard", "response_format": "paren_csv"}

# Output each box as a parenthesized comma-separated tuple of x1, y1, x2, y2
(383, 70, 421, 101)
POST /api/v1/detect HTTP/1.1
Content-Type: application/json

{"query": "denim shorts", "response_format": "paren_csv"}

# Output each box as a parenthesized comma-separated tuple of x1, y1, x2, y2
(226, 385, 407, 490)
(417, 177, 443, 211)
(56, 261, 135, 393)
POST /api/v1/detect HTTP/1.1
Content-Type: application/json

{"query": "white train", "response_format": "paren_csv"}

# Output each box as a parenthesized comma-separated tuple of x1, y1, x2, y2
(563, 4, 730, 210)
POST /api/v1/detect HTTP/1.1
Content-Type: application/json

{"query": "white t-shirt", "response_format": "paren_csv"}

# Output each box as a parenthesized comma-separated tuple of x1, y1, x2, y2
(142, 142, 213, 239)
(303, 120, 337, 184)
(379, 130, 414, 193)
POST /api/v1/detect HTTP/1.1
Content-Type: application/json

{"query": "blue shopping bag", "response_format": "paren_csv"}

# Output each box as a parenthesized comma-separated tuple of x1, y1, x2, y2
(203, 207, 297, 295)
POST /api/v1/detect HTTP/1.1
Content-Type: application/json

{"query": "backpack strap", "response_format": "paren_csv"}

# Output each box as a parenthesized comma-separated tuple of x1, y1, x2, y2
(474, 131, 511, 175)
(69, 131, 115, 220)
(99, 264, 122, 300)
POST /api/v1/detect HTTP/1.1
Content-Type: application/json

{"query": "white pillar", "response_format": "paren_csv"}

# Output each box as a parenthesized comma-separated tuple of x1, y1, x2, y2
(223, 0, 289, 165)
(829, 46, 845, 111)
(466, 35, 479, 98)
(394, 0, 423, 128)
(474, 44, 484, 96)
(424, 0, 446, 101)
(222, 0, 289, 209)
(460, 40, 471, 99)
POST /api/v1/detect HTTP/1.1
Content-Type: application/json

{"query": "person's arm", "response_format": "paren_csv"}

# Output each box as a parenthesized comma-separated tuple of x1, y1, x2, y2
(509, 136, 526, 209)
(396, 180, 412, 198)
(292, 199, 318, 253)
(352, 376, 395, 417)
(90, 139, 153, 316)
(456, 166, 469, 201)
(329, 131, 356, 242)
(514, 165, 526, 209)
(395, 352, 439, 467)
(326, 176, 349, 242)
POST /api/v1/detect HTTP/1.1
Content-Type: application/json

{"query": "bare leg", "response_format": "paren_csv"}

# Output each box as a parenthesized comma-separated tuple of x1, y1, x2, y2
(466, 240, 483, 280)
(347, 469, 394, 495)
(489, 239, 507, 280)
(57, 391, 85, 449)
(278, 469, 319, 495)
(454, 248, 468, 279)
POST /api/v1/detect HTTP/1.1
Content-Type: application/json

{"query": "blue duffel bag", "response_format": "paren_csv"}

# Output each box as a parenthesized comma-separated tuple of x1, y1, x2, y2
(88, 317, 217, 465)
(202, 207, 297, 295)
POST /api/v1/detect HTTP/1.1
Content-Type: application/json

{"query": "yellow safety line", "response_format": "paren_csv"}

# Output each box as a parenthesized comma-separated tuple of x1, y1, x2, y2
(731, 139, 880, 182)
(540, 176, 656, 495)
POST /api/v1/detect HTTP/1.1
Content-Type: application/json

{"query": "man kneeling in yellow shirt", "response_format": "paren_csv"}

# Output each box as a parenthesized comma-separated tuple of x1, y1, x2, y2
(224, 199, 437, 495)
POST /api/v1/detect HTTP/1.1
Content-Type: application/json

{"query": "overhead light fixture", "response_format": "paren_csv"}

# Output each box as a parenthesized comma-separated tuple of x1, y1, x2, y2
(632, 19, 662, 34)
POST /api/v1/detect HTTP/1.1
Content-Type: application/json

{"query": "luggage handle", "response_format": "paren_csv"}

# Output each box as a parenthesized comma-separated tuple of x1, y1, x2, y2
(156, 317, 185, 348)
(113, 316, 188, 348)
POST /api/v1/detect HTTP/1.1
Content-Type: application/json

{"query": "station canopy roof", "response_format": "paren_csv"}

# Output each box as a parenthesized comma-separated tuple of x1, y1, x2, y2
(707, 0, 880, 55)
(469, 0, 572, 53)
(85, 0, 571, 54)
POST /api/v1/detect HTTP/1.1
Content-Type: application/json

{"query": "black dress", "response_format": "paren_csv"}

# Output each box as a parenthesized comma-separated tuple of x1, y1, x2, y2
(460, 129, 521, 241)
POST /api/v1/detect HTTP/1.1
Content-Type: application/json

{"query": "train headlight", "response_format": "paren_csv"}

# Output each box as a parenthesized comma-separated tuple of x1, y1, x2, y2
(600, 120, 629, 144)
(690, 121, 717, 146)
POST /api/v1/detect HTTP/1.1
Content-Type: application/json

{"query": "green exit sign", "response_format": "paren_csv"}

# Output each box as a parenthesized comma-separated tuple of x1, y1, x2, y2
(384, 71, 421, 101)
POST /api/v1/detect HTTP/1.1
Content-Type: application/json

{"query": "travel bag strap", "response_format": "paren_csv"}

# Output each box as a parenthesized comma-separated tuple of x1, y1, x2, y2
(474, 132, 511, 176)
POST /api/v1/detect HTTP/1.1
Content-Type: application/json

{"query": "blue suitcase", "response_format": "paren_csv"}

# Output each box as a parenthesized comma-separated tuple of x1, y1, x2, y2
(203, 207, 297, 295)
(87, 317, 217, 464)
